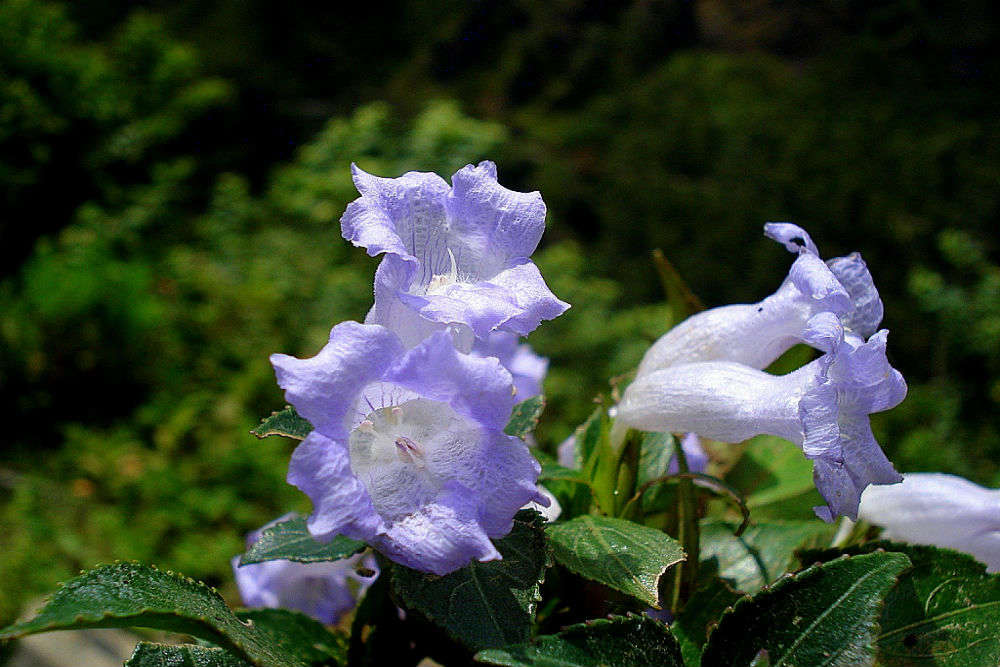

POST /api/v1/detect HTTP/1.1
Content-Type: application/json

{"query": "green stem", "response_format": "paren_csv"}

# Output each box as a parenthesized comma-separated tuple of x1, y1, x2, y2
(670, 437, 700, 614)
(614, 430, 641, 518)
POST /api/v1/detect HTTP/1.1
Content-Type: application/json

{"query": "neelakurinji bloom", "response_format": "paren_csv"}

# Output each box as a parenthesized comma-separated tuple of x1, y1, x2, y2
(617, 312, 905, 521)
(233, 515, 378, 624)
(858, 473, 1000, 572)
(471, 331, 548, 401)
(271, 321, 548, 575)
(636, 223, 883, 378)
(341, 161, 569, 350)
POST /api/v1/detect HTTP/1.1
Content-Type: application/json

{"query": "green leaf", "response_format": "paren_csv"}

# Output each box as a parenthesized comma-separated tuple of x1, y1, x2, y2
(475, 614, 684, 666)
(531, 450, 594, 522)
(127, 644, 252, 667)
(636, 432, 677, 512)
(0, 562, 326, 667)
(251, 406, 313, 440)
(725, 435, 823, 519)
(238, 516, 365, 565)
(699, 519, 835, 594)
(236, 608, 347, 667)
(797, 541, 1000, 666)
(671, 578, 744, 667)
(700, 551, 911, 667)
(546, 515, 685, 607)
(391, 510, 549, 651)
(349, 560, 422, 666)
(505, 395, 546, 439)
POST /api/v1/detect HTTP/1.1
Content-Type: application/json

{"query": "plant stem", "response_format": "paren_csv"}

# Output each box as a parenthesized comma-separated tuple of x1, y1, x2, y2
(670, 436, 700, 613)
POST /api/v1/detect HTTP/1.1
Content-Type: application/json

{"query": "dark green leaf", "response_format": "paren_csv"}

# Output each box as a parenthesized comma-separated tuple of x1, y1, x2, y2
(531, 451, 594, 522)
(391, 510, 549, 651)
(797, 541, 1000, 666)
(236, 609, 347, 667)
(671, 578, 744, 666)
(546, 515, 685, 607)
(127, 644, 252, 667)
(251, 406, 313, 440)
(700, 551, 911, 667)
(475, 614, 684, 666)
(0, 562, 323, 667)
(575, 406, 607, 471)
(238, 516, 365, 565)
(700, 519, 835, 594)
(505, 396, 546, 439)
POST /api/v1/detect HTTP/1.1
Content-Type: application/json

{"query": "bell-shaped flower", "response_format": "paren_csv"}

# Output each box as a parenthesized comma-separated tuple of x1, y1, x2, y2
(617, 313, 905, 521)
(232, 515, 379, 624)
(341, 161, 569, 349)
(471, 331, 548, 401)
(858, 473, 1000, 572)
(271, 322, 547, 575)
(636, 223, 882, 377)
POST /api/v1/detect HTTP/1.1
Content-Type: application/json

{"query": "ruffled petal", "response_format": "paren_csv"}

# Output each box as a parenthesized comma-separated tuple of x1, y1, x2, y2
(826, 252, 883, 337)
(270, 321, 404, 436)
(488, 260, 571, 336)
(447, 160, 547, 266)
(287, 432, 384, 541)
(372, 482, 502, 575)
(386, 330, 517, 430)
(343, 165, 450, 268)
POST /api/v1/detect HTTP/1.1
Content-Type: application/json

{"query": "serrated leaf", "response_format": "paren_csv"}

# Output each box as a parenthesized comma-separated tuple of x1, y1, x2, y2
(236, 609, 347, 667)
(505, 396, 546, 439)
(475, 614, 684, 666)
(0, 562, 326, 667)
(700, 551, 911, 667)
(546, 515, 685, 607)
(699, 519, 835, 594)
(797, 541, 1000, 666)
(391, 510, 549, 651)
(127, 644, 252, 667)
(671, 578, 745, 666)
(238, 516, 365, 565)
(252, 406, 313, 440)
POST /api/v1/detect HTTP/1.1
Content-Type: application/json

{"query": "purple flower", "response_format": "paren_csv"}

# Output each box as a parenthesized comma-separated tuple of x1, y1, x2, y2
(271, 322, 547, 575)
(858, 473, 1000, 572)
(342, 161, 569, 349)
(232, 515, 378, 624)
(636, 223, 882, 377)
(617, 313, 905, 521)
(471, 331, 548, 401)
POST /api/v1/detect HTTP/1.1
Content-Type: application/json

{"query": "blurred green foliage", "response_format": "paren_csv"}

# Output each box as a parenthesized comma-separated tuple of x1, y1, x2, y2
(1, 0, 999, 629)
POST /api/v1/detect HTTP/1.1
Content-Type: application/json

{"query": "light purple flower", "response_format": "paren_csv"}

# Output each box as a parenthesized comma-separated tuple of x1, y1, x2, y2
(636, 223, 882, 377)
(232, 515, 378, 624)
(271, 322, 547, 575)
(858, 473, 1000, 572)
(617, 313, 905, 521)
(342, 161, 569, 349)
(471, 331, 548, 401)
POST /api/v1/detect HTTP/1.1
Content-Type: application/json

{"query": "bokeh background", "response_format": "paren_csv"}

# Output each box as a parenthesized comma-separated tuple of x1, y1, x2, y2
(1, 0, 998, 629)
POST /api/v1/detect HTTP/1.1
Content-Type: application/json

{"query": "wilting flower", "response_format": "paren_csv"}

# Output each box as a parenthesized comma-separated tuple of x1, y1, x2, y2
(233, 516, 378, 624)
(271, 322, 547, 575)
(636, 223, 882, 377)
(471, 331, 548, 401)
(858, 473, 1000, 572)
(341, 161, 569, 349)
(618, 312, 905, 521)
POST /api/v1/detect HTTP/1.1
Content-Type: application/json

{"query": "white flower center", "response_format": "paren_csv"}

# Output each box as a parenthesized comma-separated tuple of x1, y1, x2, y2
(424, 248, 460, 296)
(348, 397, 481, 521)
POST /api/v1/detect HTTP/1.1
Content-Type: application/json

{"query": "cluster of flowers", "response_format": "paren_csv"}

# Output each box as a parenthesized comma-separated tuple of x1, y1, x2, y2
(234, 161, 568, 622)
